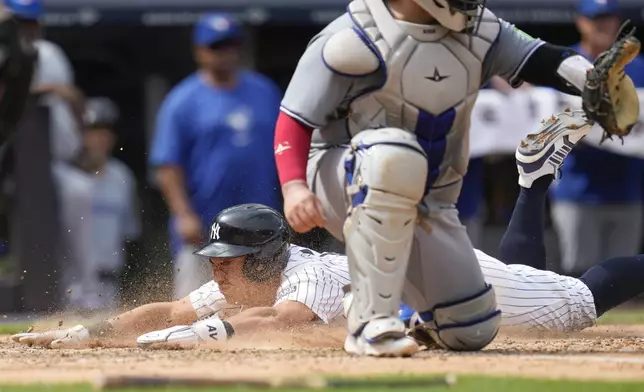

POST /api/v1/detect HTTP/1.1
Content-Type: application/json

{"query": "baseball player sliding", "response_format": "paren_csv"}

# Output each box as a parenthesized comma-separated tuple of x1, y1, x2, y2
(273, 0, 640, 356)
(11, 115, 644, 348)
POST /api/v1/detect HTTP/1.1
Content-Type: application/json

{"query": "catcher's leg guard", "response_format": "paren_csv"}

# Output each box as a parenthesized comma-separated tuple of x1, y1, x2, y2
(409, 284, 502, 351)
(343, 128, 427, 356)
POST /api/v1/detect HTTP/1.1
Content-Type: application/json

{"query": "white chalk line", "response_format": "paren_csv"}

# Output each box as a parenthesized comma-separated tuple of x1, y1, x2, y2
(446, 352, 644, 365)
(518, 354, 644, 365)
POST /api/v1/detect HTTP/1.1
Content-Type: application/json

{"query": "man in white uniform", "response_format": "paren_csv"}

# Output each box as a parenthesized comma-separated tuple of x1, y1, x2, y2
(54, 98, 140, 310)
(12, 123, 644, 347)
(13, 204, 351, 348)
(7, 0, 95, 311)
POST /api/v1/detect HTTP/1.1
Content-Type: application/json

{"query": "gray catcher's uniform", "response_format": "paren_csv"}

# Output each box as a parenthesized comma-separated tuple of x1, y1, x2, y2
(280, 0, 543, 350)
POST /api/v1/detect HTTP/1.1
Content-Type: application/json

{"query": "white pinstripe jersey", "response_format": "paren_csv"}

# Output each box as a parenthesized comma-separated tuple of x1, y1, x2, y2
(189, 245, 349, 323)
(189, 245, 597, 331)
(474, 249, 597, 332)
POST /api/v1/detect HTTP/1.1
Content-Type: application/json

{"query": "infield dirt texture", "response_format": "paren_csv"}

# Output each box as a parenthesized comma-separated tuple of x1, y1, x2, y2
(1, 324, 644, 384)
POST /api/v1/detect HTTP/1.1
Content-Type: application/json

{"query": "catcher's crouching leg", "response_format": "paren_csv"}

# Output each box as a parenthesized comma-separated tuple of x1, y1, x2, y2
(343, 128, 427, 357)
(408, 284, 501, 351)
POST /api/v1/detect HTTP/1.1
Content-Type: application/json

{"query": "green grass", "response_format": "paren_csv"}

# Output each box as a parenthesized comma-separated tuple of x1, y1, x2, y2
(598, 308, 644, 325)
(1, 376, 644, 392)
(0, 323, 29, 335)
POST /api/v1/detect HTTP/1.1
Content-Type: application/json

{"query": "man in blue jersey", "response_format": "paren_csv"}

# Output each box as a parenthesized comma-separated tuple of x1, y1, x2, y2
(149, 13, 283, 299)
(550, 0, 644, 277)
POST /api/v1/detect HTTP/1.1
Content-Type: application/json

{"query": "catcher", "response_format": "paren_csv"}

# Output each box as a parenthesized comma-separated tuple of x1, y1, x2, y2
(273, 0, 639, 357)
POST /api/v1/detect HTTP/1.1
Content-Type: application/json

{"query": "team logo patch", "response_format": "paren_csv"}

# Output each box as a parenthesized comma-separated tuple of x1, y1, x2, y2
(211, 223, 221, 240)
(425, 67, 449, 82)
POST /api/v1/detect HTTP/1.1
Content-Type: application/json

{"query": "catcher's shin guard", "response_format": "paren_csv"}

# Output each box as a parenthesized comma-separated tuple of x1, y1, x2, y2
(408, 284, 501, 351)
(343, 128, 428, 335)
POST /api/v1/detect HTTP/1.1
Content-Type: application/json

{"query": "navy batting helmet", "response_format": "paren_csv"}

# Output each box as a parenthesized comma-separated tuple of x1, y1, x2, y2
(83, 97, 120, 129)
(195, 204, 291, 282)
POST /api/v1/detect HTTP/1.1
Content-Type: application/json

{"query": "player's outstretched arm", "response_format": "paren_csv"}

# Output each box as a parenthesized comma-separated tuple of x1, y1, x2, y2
(483, 20, 592, 95)
(11, 297, 198, 348)
(225, 301, 317, 334)
(136, 301, 316, 347)
(107, 297, 198, 336)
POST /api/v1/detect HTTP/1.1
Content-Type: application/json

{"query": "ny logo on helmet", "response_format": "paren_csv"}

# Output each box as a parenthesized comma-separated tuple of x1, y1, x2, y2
(211, 223, 221, 240)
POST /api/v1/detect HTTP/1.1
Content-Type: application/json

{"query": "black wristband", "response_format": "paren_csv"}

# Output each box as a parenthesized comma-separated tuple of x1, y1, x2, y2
(87, 321, 115, 338)
(222, 320, 235, 339)
(517, 43, 582, 96)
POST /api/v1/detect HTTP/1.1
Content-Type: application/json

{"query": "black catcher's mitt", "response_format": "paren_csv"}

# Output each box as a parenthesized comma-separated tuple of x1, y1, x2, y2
(582, 20, 641, 142)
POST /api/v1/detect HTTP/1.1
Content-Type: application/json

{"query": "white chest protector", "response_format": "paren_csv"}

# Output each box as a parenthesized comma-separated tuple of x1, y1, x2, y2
(322, 0, 500, 194)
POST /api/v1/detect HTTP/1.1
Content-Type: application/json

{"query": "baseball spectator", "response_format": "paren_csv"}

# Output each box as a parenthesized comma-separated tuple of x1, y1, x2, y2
(5, 0, 85, 162)
(149, 13, 282, 299)
(0, 2, 36, 147)
(550, 0, 644, 276)
(59, 98, 141, 310)
(4, 0, 93, 310)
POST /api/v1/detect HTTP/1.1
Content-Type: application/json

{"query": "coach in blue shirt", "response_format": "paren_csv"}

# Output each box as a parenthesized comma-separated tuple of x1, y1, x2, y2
(149, 13, 282, 297)
(550, 0, 644, 276)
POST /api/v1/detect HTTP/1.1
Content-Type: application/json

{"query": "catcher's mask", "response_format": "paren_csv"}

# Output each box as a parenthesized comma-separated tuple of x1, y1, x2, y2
(194, 204, 291, 283)
(411, 0, 486, 33)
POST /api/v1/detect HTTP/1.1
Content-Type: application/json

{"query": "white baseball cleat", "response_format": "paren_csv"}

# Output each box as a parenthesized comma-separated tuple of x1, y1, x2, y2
(344, 317, 420, 357)
(516, 109, 593, 188)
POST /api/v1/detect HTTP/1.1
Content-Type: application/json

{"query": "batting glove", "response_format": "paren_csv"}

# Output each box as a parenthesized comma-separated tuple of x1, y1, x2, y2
(11, 325, 90, 348)
(136, 315, 234, 348)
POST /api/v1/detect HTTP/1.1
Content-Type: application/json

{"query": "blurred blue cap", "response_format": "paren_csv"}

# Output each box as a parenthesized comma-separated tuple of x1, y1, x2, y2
(193, 13, 241, 47)
(578, 0, 620, 18)
(4, 0, 43, 20)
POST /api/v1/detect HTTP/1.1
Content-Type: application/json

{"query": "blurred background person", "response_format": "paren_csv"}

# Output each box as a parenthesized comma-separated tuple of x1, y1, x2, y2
(149, 13, 282, 299)
(5, 0, 85, 163)
(549, 0, 644, 277)
(55, 98, 140, 311)
(3, 0, 92, 311)
(0, 1, 36, 147)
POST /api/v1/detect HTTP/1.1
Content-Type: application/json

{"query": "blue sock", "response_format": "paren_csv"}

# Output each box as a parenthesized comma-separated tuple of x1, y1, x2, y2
(498, 175, 553, 269)
(579, 255, 644, 317)
(399, 302, 415, 326)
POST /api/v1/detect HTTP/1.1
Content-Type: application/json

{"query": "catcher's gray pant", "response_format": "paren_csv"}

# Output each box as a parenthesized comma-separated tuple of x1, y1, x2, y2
(552, 202, 642, 274)
(307, 146, 489, 311)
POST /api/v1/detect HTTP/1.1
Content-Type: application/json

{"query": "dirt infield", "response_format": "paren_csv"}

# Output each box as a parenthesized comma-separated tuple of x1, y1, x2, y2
(1, 325, 644, 385)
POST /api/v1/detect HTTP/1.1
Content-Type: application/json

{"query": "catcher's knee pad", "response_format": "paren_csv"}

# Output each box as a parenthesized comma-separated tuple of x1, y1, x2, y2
(343, 128, 428, 332)
(410, 284, 501, 351)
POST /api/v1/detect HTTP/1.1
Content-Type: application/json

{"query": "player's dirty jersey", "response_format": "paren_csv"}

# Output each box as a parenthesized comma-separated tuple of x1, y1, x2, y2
(189, 245, 349, 323)
(281, 0, 543, 202)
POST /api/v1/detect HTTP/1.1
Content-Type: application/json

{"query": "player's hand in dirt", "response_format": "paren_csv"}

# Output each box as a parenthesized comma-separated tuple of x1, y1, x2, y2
(282, 180, 326, 233)
(175, 211, 203, 245)
(11, 325, 90, 348)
